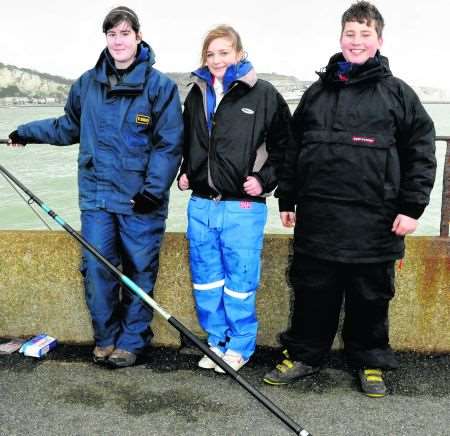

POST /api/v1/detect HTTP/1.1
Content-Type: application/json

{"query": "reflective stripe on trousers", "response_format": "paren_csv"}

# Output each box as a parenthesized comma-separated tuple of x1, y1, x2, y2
(187, 196, 267, 359)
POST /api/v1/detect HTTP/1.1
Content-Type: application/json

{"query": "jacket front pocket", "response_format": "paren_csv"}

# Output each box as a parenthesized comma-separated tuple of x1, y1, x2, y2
(298, 130, 395, 206)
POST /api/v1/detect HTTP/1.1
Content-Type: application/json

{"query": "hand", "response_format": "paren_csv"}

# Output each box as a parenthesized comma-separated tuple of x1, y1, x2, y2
(280, 211, 296, 228)
(178, 174, 190, 190)
(8, 130, 27, 147)
(131, 191, 161, 214)
(392, 214, 418, 236)
(243, 176, 263, 196)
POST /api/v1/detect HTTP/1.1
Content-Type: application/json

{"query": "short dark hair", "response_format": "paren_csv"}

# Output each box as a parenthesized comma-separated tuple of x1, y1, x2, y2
(341, 1, 384, 37)
(102, 6, 140, 34)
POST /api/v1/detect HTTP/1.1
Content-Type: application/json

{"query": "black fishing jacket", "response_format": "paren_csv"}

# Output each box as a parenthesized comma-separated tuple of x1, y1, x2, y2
(276, 52, 436, 262)
(180, 72, 292, 201)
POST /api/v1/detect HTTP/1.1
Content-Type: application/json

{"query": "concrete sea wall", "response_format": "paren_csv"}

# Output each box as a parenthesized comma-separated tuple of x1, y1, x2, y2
(0, 231, 448, 352)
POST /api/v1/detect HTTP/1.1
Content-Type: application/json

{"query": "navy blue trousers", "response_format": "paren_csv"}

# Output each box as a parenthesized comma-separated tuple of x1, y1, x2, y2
(80, 209, 166, 353)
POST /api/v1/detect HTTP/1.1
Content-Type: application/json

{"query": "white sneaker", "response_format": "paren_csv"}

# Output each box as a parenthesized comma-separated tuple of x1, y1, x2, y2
(198, 346, 224, 369)
(215, 350, 248, 373)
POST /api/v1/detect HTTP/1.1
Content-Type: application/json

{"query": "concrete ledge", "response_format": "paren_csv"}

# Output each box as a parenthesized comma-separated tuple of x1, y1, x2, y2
(0, 231, 448, 352)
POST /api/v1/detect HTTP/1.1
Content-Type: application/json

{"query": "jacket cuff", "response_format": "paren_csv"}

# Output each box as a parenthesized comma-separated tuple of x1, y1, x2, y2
(250, 172, 265, 192)
(17, 126, 31, 142)
(17, 125, 25, 136)
(398, 203, 425, 220)
(278, 198, 296, 212)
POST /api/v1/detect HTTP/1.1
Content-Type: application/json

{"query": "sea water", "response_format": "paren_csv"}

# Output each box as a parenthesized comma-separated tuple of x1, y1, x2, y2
(0, 104, 448, 235)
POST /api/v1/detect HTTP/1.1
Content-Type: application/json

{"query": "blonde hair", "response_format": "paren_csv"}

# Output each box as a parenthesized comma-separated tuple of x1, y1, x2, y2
(200, 25, 244, 66)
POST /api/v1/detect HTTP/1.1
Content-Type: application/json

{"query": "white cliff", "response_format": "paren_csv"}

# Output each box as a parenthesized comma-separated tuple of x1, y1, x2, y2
(0, 62, 448, 104)
(0, 63, 71, 103)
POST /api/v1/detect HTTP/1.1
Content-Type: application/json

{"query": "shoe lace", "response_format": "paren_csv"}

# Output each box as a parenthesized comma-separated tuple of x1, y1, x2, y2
(363, 368, 384, 382)
(276, 359, 295, 373)
(274, 349, 295, 373)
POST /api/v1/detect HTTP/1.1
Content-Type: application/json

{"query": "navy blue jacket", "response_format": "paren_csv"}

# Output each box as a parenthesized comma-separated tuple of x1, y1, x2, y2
(18, 42, 183, 215)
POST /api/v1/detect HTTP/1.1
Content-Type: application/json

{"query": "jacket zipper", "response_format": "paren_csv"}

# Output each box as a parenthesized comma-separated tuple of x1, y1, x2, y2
(206, 82, 238, 201)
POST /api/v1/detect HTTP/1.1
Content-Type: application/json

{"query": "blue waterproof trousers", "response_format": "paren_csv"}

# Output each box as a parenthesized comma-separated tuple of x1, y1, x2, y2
(80, 209, 166, 353)
(187, 196, 267, 360)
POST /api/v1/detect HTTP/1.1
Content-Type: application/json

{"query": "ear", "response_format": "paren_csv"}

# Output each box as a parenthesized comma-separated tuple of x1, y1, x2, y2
(136, 32, 142, 43)
(378, 36, 384, 48)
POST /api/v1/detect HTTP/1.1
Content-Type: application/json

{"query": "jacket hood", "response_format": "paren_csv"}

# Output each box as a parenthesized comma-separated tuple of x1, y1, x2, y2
(317, 51, 392, 85)
(192, 60, 256, 91)
(190, 60, 257, 133)
(94, 40, 156, 85)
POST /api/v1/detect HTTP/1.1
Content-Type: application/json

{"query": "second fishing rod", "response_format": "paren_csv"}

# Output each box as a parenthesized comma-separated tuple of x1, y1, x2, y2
(0, 163, 312, 436)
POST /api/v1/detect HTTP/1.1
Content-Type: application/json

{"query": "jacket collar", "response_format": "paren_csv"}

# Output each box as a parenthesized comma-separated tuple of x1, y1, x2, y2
(317, 51, 392, 85)
(94, 41, 155, 93)
(191, 60, 257, 91)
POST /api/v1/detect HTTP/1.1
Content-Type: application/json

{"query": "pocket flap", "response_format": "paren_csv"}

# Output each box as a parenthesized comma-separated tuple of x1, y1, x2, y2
(302, 130, 394, 149)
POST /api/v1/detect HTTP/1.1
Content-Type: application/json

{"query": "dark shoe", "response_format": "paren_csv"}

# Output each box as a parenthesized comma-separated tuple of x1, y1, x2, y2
(108, 349, 137, 367)
(92, 345, 114, 363)
(359, 368, 386, 398)
(263, 350, 319, 385)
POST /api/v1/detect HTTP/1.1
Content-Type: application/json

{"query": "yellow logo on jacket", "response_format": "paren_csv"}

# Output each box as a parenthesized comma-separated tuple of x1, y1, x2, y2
(136, 114, 151, 126)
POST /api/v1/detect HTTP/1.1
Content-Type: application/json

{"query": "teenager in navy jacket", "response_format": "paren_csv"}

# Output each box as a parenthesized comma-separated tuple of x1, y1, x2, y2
(8, 6, 183, 367)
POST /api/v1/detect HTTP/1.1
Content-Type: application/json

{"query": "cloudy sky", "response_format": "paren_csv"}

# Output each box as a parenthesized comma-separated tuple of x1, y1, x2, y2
(1, 0, 449, 90)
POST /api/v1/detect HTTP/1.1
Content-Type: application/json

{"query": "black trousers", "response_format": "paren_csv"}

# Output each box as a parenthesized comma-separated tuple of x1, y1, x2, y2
(280, 254, 399, 369)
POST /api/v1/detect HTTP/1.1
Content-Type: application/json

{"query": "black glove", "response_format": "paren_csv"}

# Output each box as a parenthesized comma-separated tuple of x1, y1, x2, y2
(8, 130, 27, 146)
(131, 191, 161, 214)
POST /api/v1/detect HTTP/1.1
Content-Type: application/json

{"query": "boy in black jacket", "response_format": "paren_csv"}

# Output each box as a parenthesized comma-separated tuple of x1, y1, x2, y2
(264, 1, 436, 397)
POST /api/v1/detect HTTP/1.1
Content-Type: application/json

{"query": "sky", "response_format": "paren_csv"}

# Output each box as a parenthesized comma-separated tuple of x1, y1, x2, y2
(1, 0, 449, 91)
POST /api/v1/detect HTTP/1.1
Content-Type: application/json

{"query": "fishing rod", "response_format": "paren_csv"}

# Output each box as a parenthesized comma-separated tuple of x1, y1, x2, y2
(0, 163, 312, 436)
(1, 139, 52, 229)
(0, 173, 52, 230)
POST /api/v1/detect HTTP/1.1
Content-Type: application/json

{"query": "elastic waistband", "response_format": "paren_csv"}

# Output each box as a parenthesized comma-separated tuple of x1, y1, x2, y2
(192, 191, 266, 204)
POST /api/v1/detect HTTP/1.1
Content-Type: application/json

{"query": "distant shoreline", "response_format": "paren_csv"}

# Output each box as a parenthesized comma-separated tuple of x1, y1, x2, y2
(1, 101, 449, 109)
(0, 104, 64, 108)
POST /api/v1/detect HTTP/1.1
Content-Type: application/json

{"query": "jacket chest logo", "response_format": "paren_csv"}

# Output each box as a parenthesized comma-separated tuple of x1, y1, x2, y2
(136, 114, 151, 126)
(352, 136, 376, 144)
(241, 107, 255, 115)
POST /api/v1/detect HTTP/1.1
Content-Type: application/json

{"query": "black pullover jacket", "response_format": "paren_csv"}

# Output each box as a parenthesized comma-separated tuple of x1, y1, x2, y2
(276, 52, 436, 262)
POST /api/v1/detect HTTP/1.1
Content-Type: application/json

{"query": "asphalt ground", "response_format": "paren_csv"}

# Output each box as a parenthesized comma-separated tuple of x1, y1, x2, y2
(0, 342, 449, 436)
